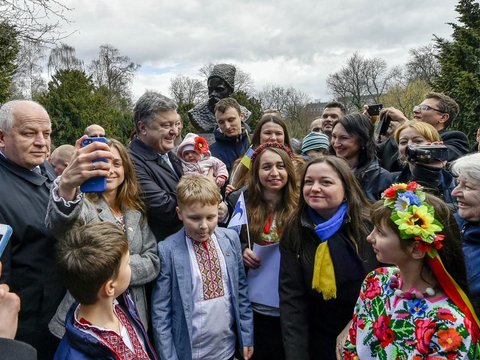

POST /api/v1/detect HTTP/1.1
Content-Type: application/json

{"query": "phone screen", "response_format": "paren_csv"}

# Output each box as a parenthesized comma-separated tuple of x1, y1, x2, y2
(0, 224, 12, 258)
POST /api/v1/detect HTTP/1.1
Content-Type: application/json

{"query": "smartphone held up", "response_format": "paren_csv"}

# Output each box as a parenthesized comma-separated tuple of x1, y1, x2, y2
(367, 104, 383, 117)
(0, 224, 13, 258)
(80, 137, 108, 193)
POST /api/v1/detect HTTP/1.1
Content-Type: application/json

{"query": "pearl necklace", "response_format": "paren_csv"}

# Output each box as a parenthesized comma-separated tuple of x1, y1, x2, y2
(388, 267, 436, 300)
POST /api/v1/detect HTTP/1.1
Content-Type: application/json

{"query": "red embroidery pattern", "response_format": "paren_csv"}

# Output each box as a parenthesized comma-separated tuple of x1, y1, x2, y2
(75, 304, 150, 360)
(192, 239, 225, 300)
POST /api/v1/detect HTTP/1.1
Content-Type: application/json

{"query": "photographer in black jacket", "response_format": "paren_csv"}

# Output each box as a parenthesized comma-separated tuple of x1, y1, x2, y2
(392, 120, 456, 206)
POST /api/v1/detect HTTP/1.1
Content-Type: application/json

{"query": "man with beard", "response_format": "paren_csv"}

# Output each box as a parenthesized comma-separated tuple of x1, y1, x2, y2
(188, 64, 251, 141)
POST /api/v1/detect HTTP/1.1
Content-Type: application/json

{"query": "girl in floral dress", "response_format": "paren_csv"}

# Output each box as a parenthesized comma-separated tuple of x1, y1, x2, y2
(343, 182, 480, 359)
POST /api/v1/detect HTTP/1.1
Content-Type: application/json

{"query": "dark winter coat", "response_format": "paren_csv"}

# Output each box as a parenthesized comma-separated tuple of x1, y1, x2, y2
(439, 129, 470, 162)
(454, 213, 480, 309)
(128, 138, 184, 241)
(377, 136, 402, 173)
(0, 155, 65, 358)
(279, 209, 378, 360)
(355, 159, 392, 202)
(210, 126, 251, 172)
(393, 165, 456, 206)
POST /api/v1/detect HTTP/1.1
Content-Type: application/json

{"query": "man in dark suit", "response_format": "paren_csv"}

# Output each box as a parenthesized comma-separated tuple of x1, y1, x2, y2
(0, 100, 64, 359)
(128, 91, 185, 241)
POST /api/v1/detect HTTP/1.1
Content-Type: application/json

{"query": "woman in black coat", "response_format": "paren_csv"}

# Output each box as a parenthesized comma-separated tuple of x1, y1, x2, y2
(279, 156, 379, 360)
(331, 113, 392, 202)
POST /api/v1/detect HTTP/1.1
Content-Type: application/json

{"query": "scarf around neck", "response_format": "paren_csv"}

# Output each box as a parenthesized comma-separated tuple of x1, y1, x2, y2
(308, 202, 348, 241)
(308, 202, 348, 299)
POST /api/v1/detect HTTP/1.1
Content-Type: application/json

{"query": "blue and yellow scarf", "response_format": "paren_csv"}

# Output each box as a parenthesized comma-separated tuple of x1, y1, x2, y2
(308, 203, 348, 300)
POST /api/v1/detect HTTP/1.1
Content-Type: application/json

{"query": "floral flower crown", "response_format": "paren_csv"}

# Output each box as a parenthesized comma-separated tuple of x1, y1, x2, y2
(382, 182, 444, 253)
(251, 142, 293, 164)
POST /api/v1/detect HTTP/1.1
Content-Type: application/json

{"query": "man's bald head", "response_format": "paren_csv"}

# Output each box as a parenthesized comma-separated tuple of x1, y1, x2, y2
(84, 124, 105, 137)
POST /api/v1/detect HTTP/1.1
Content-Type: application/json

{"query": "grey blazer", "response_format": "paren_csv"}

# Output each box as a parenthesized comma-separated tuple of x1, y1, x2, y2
(151, 227, 253, 360)
(45, 193, 160, 338)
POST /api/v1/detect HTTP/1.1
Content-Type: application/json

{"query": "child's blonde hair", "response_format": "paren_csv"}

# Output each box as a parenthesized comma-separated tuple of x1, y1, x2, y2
(177, 175, 222, 208)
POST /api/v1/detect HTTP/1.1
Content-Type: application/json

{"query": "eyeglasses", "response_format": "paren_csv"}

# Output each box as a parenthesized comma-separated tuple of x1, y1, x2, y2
(416, 104, 445, 114)
(311, 127, 322, 132)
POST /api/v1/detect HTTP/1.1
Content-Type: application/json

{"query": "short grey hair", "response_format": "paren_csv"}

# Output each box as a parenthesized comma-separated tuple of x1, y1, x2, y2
(451, 153, 480, 183)
(133, 91, 177, 130)
(0, 100, 47, 133)
(0, 100, 21, 133)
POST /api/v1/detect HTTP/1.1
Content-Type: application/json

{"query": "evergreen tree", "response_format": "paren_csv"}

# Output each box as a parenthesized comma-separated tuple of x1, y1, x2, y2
(0, 22, 19, 103)
(434, 0, 480, 138)
(37, 69, 133, 146)
(232, 90, 262, 131)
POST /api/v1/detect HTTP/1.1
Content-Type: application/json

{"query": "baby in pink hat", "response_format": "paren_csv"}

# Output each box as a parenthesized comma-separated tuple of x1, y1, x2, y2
(177, 133, 229, 187)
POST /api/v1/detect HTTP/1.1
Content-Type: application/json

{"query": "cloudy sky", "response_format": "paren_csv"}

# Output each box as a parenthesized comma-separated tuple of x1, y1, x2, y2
(58, 0, 459, 103)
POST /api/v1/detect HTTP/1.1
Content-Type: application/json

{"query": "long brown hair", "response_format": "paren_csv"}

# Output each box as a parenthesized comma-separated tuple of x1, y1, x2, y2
(87, 138, 144, 214)
(251, 114, 292, 148)
(246, 146, 298, 242)
(291, 156, 371, 253)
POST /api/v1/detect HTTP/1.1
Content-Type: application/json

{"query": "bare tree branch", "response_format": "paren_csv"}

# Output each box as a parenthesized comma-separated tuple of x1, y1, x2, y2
(48, 43, 83, 75)
(11, 38, 46, 99)
(405, 44, 440, 85)
(327, 52, 397, 110)
(169, 75, 206, 105)
(88, 44, 140, 109)
(0, 0, 72, 43)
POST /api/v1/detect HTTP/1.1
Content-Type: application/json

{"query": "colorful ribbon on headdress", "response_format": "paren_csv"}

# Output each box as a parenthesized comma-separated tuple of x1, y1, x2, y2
(382, 182, 480, 341)
(427, 251, 480, 341)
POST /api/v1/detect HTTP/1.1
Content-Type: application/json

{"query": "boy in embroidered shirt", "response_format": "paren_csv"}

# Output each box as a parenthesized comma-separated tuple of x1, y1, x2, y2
(54, 222, 158, 359)
(151, 175, 254, 360)
(176, 133, 229, 187)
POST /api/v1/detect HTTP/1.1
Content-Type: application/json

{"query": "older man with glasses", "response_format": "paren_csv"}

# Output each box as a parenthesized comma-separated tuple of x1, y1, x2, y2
(413, 92, 469, 162)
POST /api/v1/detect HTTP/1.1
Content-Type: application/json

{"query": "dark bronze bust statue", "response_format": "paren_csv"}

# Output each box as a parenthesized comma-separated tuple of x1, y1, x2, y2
(188, 64, 251, 133)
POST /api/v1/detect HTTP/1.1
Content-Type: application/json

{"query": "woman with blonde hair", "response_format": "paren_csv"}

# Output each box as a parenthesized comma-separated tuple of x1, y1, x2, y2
(393, 120, 456, 204)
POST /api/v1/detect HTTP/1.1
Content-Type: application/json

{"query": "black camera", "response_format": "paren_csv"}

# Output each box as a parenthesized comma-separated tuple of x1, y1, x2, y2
(367, 103, 383, 116)
(377, 112, 391, 136)
(406, 145, 448, 163)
